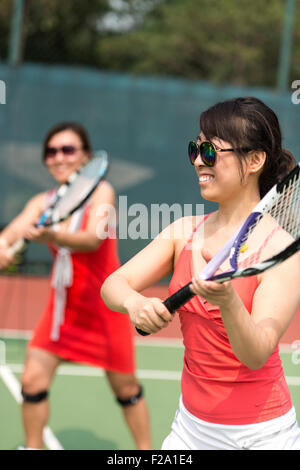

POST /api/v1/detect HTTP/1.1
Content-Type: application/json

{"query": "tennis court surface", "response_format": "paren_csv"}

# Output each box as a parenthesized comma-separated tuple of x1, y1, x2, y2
(0, 276, 299, 450)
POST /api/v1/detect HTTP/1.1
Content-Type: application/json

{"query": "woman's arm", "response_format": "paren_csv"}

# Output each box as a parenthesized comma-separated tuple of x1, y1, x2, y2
(101, 219, 189, 334)
(25, 182, 115, 252)
(0, 193, 45, 246)
(0, 193, 45, 269)
(191, 249, 300, 369)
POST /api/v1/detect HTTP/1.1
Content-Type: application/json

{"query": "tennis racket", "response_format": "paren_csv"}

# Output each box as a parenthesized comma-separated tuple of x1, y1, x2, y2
(137, 163, 300, 336)
(9, 150, 109, 256)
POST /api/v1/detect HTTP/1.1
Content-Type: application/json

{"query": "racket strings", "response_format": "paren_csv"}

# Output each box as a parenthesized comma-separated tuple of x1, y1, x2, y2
(237, 173, 300, 268)
(50, 155, 108, 222)
(272, 174, 300, 238)
(54, 176, 94, 216)
(238, 226, 282, 268)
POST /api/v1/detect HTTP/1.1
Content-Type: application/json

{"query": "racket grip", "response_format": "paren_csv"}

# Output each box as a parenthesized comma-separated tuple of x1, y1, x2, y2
(135, 327, 151, 336)
(9, 238, 28, 256)
(135, 282, 194, 337)
(163, 282, 193, 313)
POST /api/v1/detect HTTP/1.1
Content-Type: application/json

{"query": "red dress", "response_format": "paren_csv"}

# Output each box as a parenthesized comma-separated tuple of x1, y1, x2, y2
(29, 202, 135, 374)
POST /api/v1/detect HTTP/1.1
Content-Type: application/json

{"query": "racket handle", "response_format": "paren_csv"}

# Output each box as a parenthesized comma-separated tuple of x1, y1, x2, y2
(9, 238, 29, 256)
(9, 216, 46, 256)
(163, 282, 194, 313)
(135, 282, 193, 336)
(135, 327, 151, 336)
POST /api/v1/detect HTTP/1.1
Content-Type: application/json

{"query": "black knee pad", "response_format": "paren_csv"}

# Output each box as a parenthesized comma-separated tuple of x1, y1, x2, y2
(116, 384, 143, 407)
(21, 388, 49, 403)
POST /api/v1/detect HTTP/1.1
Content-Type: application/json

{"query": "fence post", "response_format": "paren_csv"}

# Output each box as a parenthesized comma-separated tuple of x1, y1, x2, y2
(8, 0, 26, 66)
(277, 0, 296, 91)
(0, 80, 6, 104)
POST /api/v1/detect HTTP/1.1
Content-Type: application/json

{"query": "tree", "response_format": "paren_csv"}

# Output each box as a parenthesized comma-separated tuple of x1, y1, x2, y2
(98, 0, 300, 88)
(1, 0, 299, 88)
(23, 0, 110, 66)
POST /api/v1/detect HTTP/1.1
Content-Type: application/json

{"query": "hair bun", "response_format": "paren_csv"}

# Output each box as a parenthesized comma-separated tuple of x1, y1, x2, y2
(279, 148, 296, 179)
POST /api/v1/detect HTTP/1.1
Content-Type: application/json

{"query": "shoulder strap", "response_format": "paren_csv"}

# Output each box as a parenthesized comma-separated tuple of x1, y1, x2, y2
(188, 213, 211, 243)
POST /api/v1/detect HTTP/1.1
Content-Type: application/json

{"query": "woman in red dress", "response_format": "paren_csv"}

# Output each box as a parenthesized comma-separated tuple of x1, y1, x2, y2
(0, 122, 151, 450)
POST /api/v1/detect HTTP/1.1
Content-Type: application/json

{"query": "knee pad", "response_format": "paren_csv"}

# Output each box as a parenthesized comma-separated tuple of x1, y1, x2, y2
(21, 388, 49, 403)
(116, 384, 143, 407)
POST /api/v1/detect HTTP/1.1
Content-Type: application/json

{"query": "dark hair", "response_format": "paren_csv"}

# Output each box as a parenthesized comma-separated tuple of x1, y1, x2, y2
(42, 121, 92, 160)
(200, 97, 296, 197)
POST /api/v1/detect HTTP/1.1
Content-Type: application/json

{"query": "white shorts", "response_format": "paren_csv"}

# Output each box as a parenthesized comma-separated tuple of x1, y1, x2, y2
(161, 396, 300, 450)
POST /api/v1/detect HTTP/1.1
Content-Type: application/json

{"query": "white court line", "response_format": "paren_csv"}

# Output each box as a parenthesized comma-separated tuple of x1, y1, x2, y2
(6, 363, 299, 385)
(0, 329, 298, 351)
(0, 340, 63, 450)
(8, 363, 182, 381)
(135, 337, 184, 348)
(0, 329, 32, 339)
(0, 329, 184, 347)
(0, 365, 63, 450)
(287, 376, 300, 386)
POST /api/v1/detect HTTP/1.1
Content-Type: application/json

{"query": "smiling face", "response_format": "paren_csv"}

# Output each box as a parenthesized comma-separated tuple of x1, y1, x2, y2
(44, 130, 90, 184)
(194, 134, 247, 203)
(198, 97, 287, 199)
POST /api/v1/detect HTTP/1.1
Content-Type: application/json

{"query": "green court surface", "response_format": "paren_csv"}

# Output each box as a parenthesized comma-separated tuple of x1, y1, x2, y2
(0, 337, 299, 450)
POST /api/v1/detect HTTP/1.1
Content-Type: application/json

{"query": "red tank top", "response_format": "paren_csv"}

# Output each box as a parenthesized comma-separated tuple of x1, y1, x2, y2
(169, 215, 292, 425)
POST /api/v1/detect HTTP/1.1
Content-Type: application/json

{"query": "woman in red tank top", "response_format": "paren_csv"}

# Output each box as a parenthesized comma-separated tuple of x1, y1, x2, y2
(102, 97, 300, 449)
(0, 122, 151, 450)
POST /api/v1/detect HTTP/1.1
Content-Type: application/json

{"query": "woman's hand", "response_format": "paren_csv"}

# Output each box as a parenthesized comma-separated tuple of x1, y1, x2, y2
(124, 293, 174, 334)
(24, 225, 56, 244)
(0, 247, 15, 270)
(190, 248, 237, 309)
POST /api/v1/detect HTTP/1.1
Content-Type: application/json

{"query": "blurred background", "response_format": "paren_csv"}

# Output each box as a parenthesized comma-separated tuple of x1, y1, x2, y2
(0, 0, 299, 271)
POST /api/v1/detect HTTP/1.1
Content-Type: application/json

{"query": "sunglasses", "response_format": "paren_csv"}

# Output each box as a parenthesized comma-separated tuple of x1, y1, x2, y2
(188, 140, 249, 167)
(44, 145, 83, 159)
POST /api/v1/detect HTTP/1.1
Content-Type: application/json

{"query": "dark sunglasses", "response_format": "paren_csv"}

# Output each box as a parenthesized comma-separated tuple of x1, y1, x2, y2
(44, 145, 83, 159)
(188, 140, 249, 167)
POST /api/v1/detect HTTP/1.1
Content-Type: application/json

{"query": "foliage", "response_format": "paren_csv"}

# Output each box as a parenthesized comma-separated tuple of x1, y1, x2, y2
(98, 0, 300, 87)
(23, 0, 110, 66)
(1, 0, 299, 88)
